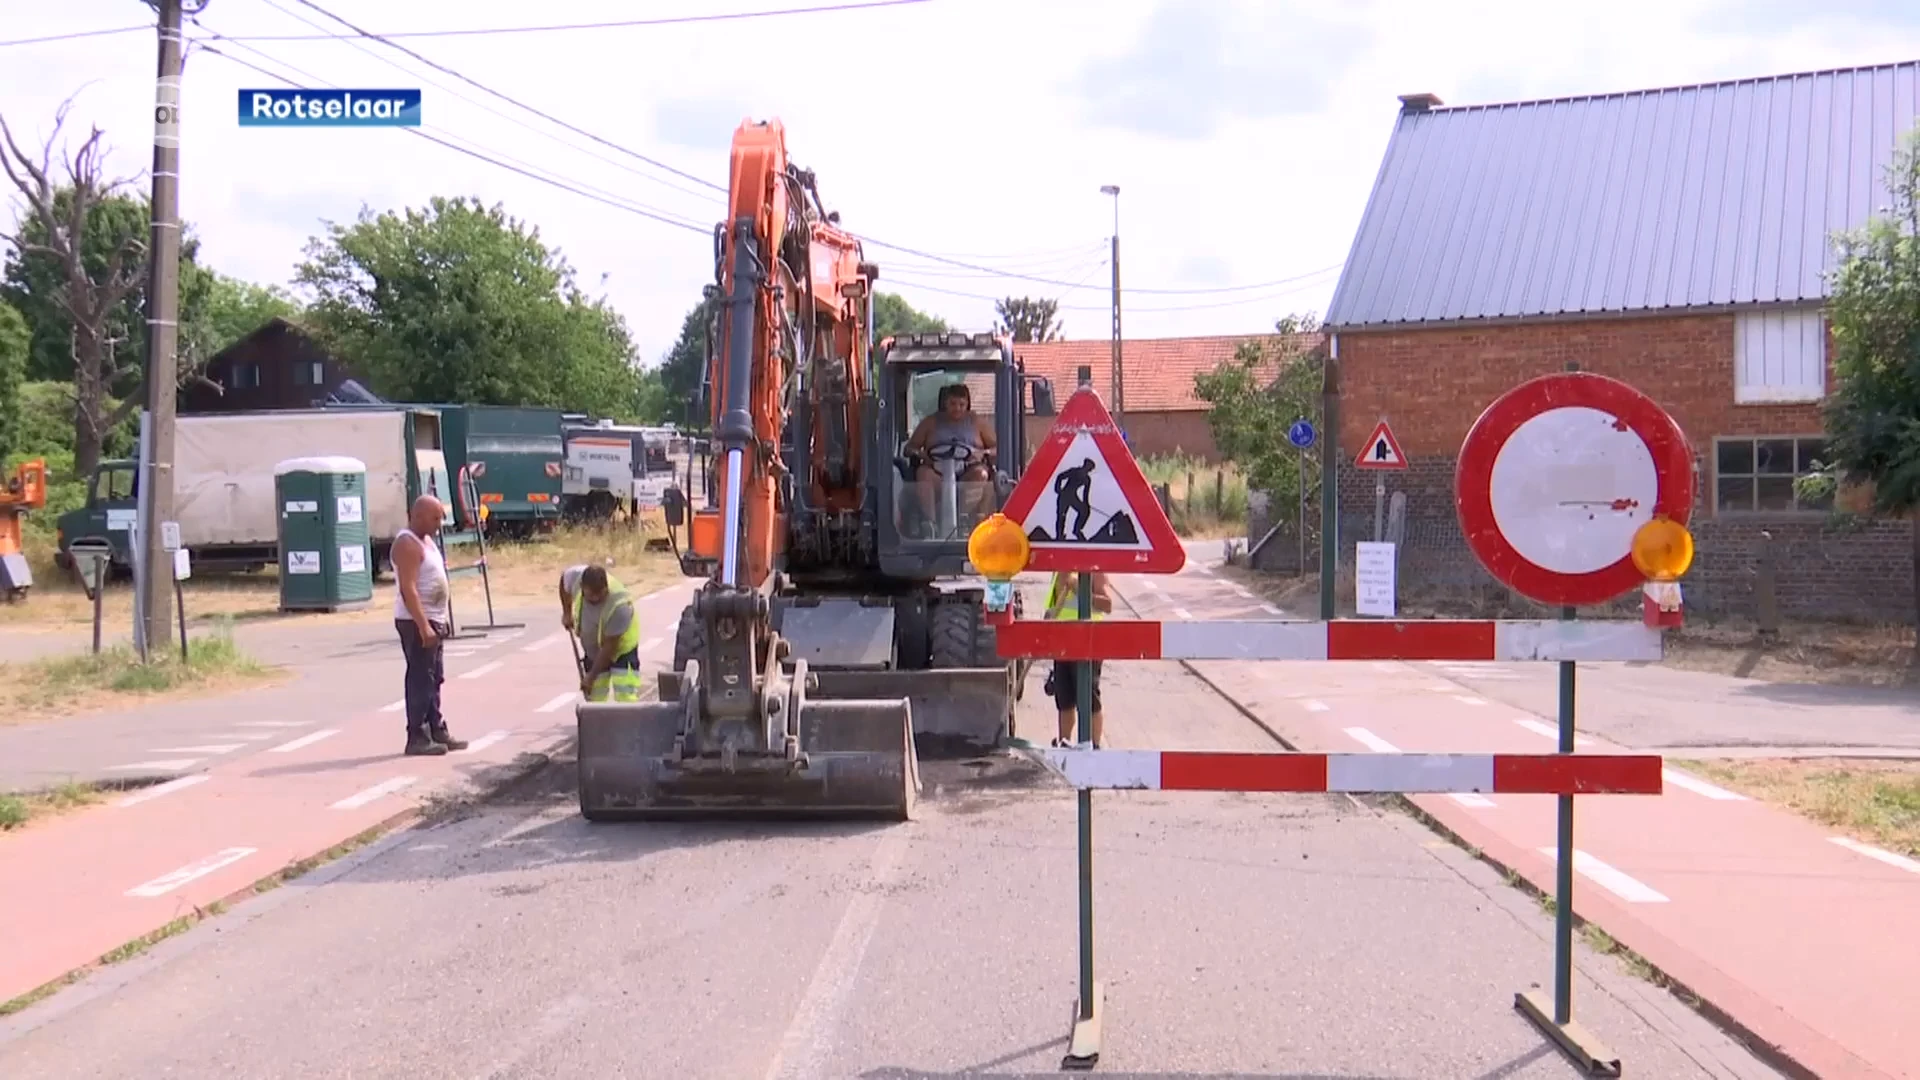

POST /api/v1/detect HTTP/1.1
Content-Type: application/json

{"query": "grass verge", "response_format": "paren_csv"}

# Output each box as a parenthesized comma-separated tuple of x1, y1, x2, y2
(1680, 758, 1920, 857)
(0, 780, 108, 831)
(0, 623, 275, 725)
(1139, 455, 1247, 539)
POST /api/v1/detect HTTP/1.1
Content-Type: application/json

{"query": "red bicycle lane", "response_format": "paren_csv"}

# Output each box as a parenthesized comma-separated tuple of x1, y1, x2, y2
(1110, 569, 1920, 1078)
(0, 616, 680, 1008)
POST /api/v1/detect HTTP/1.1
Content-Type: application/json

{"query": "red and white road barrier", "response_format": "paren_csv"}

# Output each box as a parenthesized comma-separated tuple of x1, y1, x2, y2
(996, 618, 1662, 663)
(1035, 748, 1664, 795)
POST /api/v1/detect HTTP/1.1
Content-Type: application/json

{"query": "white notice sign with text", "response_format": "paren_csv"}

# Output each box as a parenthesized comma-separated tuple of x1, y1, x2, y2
(1355, 541, 1397, 618)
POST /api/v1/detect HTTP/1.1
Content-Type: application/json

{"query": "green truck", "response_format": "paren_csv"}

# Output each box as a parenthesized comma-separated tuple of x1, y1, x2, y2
(434, 404, 565, 539)
(54, 407, 454, 578)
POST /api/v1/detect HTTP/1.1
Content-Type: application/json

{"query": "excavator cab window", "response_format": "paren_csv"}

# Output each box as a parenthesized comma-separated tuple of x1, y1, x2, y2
(894, 368, 1001, 541)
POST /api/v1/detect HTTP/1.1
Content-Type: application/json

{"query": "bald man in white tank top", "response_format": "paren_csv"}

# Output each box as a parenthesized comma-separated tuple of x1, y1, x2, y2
(392, 495, 467, 755)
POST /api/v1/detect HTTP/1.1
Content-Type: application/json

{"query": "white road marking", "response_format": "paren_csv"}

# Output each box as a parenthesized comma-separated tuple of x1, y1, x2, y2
(1172, 607, 1194, 620)
(536, 691, 579, 713)
(331, 775, 419, 811)
(1371, 661, 1399, 673)
(521, 631, 565, 653)
(1661, 768, 1748, 801)
(763, 831, 910, 1080)
(1450, 694, 1487, 706)
(1302, 699, 1331, 712)
(213, 732, 277, 742)
(1260, 604, 1283, 615)
(1230, 585, 1254, 598)
(105, 759, 200, 772)
(1537, 848, 1669, 903)
(147, 743, 246, 755)
(1829, 837, 1920, 875)
(1343, 727, 1493, 808)
(115, 774, 209, 807)
(460, 660, 505, 680)
(378, 699, 407, 713)
(269, 728, 341, 754)
(639, 636, 662, 652)
(1140, 579, 1162, 592)
(126, 847, 258, 898)
(1514, 718, 1597, 747)
(238, 720, 310, 728)
(464, 730, 510, 753)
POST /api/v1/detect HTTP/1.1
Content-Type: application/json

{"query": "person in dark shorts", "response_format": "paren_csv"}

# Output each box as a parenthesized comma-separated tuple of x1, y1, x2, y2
(1042, 569, 1112, 748)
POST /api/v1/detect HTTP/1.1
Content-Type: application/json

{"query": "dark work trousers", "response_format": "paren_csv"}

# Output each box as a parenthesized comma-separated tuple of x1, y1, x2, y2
(395, 619, 449, 735)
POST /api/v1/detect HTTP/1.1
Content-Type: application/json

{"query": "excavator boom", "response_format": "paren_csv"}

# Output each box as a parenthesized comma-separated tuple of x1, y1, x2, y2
(576, 119, 920, 822)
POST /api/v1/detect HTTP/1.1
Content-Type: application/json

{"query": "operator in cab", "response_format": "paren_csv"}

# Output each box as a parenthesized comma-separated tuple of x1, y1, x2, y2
(903, 382, 996, 535)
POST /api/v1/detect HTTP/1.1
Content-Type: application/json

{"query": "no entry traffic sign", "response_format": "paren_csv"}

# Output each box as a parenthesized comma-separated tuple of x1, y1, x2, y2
(1455, 372, 1693, 607)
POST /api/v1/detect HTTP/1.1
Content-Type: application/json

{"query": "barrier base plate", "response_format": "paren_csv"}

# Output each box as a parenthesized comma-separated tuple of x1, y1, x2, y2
(1515, 987, 1621, 1077)
(1061, 981, 1104, 1070)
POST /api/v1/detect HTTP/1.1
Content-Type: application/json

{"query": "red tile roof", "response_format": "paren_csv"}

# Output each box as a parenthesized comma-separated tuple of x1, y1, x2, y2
(1012, 333, 1320, 412)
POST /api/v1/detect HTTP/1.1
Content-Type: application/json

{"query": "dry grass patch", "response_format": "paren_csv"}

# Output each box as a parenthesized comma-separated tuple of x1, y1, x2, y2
(0, 779, 107, 831)
(1139, 455, 1248, 539)
(0, 624, 278, 724)
(449, 518, 681, 610)
(1682, 758, 1920, 857)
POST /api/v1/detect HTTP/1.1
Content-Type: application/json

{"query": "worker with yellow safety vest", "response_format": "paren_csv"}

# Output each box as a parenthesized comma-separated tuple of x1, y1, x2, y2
(572, 565, 644, 701)
(1042, 569, 1112, 748)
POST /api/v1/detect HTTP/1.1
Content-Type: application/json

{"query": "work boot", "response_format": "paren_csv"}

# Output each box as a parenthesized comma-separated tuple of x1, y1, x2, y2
(430, 724, 469, 751)
(404, 729, 448, 756)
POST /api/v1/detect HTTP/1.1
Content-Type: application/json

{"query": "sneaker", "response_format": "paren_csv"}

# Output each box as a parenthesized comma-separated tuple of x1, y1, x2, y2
(429, 725, 469, 751)
(404, 731, 448, 756)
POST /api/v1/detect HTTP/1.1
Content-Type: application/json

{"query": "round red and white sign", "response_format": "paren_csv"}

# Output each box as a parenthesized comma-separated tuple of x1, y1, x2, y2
(1455, 372, 1693, 607)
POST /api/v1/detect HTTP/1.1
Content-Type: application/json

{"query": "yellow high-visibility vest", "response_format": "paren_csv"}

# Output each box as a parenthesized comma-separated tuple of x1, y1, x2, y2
(1044, 572, 1105, 622)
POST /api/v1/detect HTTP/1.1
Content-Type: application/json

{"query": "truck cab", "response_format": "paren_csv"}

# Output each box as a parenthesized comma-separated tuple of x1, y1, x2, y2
(53, 460, 142, 575)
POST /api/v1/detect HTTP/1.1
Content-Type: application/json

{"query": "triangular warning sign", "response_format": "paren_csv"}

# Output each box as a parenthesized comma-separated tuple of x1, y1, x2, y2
(1354, 419, 1408, 470)
(1000, 387, 1186, 573)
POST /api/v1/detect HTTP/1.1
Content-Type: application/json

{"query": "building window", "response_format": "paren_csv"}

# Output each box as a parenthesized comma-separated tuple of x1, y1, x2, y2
(1734, 307, 1825, 404)
(293, 360, 324, 386)
(1714, 436, 1833, 513)
(232, 362, 260, 389)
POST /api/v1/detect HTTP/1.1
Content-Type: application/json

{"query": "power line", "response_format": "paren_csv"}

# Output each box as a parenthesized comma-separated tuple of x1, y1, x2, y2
(283, 0, 726, 195)
(0, 25, 150, 48)
(885, 264, 1344, 314)
(195, 1, 933, 41)
(195, 42, 709, 236)
(858, 234, 1342, 295)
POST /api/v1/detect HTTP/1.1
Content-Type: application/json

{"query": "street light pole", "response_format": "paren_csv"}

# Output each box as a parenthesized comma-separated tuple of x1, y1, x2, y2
(138, 0, 189, 660)
(1100, 185, 1122, 426)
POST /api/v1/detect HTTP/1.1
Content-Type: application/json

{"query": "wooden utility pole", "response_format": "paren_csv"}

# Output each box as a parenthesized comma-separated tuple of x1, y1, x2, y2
(138, 0, 188, 659)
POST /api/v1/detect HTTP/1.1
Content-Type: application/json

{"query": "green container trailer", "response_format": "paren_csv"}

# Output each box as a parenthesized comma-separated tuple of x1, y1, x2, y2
(274, 456, 376, 612)
(435, 405, 565, 538)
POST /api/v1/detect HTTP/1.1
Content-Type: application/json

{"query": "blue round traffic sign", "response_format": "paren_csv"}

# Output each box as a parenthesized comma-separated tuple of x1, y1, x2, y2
(1287, 419, 1316, 449)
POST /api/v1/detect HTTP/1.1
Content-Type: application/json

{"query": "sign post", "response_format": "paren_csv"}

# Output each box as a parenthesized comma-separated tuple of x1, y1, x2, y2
(971, 385, 1186, 1070)
(69, 538, 114, 656)
(1287, 419, 1315, 572)
(1354, 419, 1407, 544)
(161, 521, 188, 662)
(1454, 370, 1694, 1071)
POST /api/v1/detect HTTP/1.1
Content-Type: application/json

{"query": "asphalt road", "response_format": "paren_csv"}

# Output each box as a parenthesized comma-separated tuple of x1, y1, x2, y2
(0, 652, 1780, 1079)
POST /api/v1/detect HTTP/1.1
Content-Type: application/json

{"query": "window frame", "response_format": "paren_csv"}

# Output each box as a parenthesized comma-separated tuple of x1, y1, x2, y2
(1710, 434, 1833, 516)
(1732, 306, 1828, 405)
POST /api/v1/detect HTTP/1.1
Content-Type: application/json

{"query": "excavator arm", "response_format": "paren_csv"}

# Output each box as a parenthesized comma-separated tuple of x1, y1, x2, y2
(575, 120, 917, 822)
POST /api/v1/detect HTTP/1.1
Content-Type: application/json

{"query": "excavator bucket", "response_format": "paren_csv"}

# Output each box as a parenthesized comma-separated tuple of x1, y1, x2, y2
(576, 694, 919, 821)
(656, 667, 1014, 756)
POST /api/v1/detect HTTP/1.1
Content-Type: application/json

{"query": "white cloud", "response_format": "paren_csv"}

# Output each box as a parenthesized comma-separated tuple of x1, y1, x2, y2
(3, 0, 1919, 367)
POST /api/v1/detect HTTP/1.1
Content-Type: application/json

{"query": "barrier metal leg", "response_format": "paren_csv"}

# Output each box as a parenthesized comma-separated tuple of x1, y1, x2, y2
(1516, 605, 1621, 1077)
(1063, 573, 1103, 1071)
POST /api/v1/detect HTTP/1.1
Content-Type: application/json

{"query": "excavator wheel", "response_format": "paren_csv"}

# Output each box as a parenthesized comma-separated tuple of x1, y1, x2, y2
(928, 600, 985, 669)
(670, 602, 703, 671)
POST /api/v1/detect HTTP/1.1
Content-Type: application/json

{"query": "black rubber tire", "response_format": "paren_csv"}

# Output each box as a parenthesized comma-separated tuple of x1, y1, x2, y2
(671, 604, 704, 671)
(928, 600, 981, 669)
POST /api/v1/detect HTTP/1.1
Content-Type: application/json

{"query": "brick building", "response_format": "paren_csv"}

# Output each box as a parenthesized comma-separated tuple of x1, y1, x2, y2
(1258, 61, 1920, 621)
(181, 317, 363, 414)
(1013, 333, 1314, 460)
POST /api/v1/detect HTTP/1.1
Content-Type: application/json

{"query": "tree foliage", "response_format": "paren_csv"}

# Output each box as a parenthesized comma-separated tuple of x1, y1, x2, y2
(1192, 313, 1323, 499)
(0, 301, 24, 462)
(294, 195, 645, 416)
(993, 296, 1063, 343)
(658, 293, 717, 427)
(871, 291, 947, 340)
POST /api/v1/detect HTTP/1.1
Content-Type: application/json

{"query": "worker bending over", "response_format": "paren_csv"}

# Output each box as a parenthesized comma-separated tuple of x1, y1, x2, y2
(574, 565, 643, 701)
(559, 562, 623, 672)
(1043, 569, 1111, 748)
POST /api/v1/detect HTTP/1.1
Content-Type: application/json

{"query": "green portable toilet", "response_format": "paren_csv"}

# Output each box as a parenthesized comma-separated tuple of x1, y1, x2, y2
(275, 456, 375, 612)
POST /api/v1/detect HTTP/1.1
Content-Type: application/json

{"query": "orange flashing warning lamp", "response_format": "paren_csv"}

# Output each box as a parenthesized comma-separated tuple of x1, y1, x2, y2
(968, 513, 1030, 620)
(1632, 516, 1692, 628)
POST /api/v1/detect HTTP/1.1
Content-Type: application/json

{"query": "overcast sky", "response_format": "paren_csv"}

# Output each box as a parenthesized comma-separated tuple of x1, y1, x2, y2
(3, 1, 1919, 365)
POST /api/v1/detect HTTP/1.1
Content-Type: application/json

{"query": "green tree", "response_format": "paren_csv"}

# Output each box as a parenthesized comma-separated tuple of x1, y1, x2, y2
(294, 196, 643, 414)
(1193, 313, 1323, 499)
(0, 301, 24, 462)
(659, 293, 718, 428)
(1799, 126, 1920, 630)
(871, 291, 947, 340)
(993, 296, 1063, 342)
(179, 273, 301, 372)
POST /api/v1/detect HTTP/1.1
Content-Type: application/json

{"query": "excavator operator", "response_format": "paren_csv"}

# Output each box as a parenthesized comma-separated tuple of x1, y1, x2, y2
(904, 382, 996, 533)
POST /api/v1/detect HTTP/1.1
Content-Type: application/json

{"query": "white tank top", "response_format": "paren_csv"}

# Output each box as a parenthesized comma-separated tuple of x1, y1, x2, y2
(392, 529, 451, 624)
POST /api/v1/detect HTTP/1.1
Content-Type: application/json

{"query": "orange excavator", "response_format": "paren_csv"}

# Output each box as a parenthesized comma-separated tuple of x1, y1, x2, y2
(574, 119, 1055, 820)
(0, 459, 49, 602)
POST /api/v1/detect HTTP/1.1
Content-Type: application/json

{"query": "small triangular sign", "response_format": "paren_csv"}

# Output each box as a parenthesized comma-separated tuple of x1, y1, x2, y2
(1000, 387, 1186, 573)
(1354, 419, 1408, 470)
